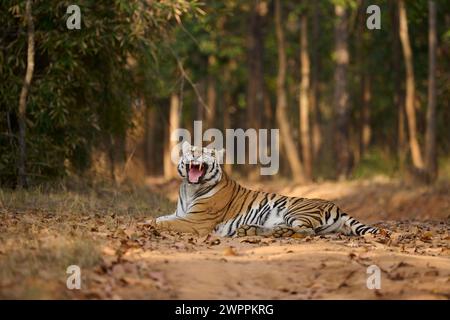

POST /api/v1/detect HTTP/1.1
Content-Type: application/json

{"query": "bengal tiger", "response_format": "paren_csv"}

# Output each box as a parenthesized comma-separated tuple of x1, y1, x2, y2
(155, 141, 385, 237)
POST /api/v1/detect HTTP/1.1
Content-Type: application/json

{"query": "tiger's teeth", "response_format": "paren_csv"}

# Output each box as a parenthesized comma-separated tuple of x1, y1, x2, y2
(189, 161, 192, 169)
(199, 163, 203, 170)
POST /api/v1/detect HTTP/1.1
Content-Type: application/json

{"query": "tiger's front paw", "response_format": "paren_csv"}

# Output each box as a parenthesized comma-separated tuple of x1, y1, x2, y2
(272, 225, 296, 238)
(236, 225, 258, 237)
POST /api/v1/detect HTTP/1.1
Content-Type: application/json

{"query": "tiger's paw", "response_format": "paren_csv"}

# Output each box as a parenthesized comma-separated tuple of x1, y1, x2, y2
(236, 225, 259, 237)
(292, 226, 315, 236)
(272, 225, 296, 238)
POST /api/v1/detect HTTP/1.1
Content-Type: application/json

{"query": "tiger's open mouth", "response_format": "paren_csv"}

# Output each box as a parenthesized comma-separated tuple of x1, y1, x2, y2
(187, 162, 208, 184)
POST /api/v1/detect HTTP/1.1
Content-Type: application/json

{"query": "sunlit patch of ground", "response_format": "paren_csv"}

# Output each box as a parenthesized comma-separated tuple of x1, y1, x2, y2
(0, 179, 449, 299)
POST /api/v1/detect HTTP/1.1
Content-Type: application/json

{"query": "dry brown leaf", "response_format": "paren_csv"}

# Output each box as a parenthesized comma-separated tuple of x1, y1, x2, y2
(240, 238, 260, 244)
(420, 231, 433, 241)
(102, 246, 116, 256)
(291, 233, 306, 239)
(223, 246, 238, 256)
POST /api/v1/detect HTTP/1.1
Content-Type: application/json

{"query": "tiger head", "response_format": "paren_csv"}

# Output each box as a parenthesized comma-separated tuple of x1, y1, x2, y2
(178, 141, 225, 185)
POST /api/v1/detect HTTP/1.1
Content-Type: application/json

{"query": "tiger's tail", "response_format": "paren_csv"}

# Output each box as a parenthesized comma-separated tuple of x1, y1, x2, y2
(340, 213, 382, 236)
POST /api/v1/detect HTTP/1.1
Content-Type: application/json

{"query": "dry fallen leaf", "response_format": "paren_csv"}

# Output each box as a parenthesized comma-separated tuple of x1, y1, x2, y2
(102, 246, 116, 256)
(223, 246, 238, 256)
(240, 237, 260, 244)
(420, 231, 433, 241)
(291, 233, 306, 239)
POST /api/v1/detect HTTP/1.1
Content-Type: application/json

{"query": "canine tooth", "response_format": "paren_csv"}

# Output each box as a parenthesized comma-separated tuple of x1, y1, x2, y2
(189, 161, 192, 169)
(199, 163, 203, 170)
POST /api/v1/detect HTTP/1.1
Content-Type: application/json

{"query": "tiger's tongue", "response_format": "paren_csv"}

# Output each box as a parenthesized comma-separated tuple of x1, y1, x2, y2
(188, 167, 203, 183)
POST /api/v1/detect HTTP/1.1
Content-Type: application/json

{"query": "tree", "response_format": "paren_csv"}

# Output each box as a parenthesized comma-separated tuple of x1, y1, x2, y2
(398, 0, 424, 170)
(355, 0, 371, 160)
(17, 0, 35, 188)
(390, 0, 407, 171)
(299, 13, 313, 180)
(246, 0, 265, 132)
(206, 55, 217, 129)
(274, 0, 305, 183)
(144, 103, 157, 175)
(310, 1, 322, 160)
(164, 93, 181, 180)
(425, 0, 437, 181)
(333, 3, 351, 178)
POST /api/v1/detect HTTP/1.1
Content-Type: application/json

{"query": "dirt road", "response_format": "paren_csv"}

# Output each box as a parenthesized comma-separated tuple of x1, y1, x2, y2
(1, 179, 449, 299)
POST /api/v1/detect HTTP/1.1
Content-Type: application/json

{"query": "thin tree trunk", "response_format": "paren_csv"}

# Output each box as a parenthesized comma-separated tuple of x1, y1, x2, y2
(310, 0, 322, 159)
(144, 103, 157, 175)
(17, 0, 35, 188)
(206, 56, 216, 129)
(275, 0, 304, 183)
(391, 0, 407, 171)
(196, 80, 205, 123)
(360, 73, 371, 156)
(398, 0, 424, 169)
(223, 64, 233, 175)
(355, 0, 371, 160)
(246, 1, 266, 180)
(425, 0, 437, 181)
(333, 4, 351, 179)
(164, 93, 180, 179)
(247, 0, 265, 131)
(299, 13, 312, 180)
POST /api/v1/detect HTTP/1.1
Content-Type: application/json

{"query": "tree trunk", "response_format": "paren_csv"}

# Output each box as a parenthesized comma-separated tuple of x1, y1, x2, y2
(355, 0, 371, 161)
(299, 14, 312, 180)
(206, 56, 216, 129)
(164, 93, 180, 179)
(310, 0, 322, 159)
(333, 4, 351, 179)
(425, 0, 437, 181)
(275, 0, 304, 183)
(398, 0, 424, 170)
(196, 80, 205, 123)
(17, 0, 35, 188)
(360, 73, 371, 156)
(391, 0, 407, 171)
(246, 0, 265, 131)
(223, 64, 233, 175)
(246, 1, 266, 180)
(144, 103, 157, 175)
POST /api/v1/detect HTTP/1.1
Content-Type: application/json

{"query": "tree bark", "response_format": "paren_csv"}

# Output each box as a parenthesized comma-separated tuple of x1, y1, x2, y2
(144, 103, 157, 175)
(355, 0, 371, 160)
(360, 73, 371, 156)
(398, 0, 424, 170)
(17, 0, 35, 188)
(299, 13, 312, 180)
(247, 0, 265, 131)
(425, 0, 437, 181)
(206, 56, 216, 129)
(391, 0, 407, 171)
(333, 4, 351, 179)
(164, 93, 180, 179)
(275, 0, 304, 183)
(223, 64, 233, 175)
(310, 1, 322, 159)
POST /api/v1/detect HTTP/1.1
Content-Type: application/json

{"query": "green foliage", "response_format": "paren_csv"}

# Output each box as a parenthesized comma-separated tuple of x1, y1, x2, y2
(1, 0, 449, 186)
(0, 0, 202, 186)
(352, 149, 398, 179)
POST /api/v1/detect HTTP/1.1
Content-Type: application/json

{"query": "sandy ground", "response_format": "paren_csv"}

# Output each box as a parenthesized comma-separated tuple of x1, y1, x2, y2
(82, 221, 450, 300)
(0, 178, 449, 299)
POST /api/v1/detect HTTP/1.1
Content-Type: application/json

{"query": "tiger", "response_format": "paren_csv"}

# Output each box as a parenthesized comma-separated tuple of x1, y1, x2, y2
(155, 141, 385, 238)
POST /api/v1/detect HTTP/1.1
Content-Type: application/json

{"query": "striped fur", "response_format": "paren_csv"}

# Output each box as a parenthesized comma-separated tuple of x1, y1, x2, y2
(156, 142, 383, 237)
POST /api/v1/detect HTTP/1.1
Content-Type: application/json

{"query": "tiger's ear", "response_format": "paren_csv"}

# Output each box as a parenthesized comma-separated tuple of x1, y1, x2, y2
(182, 141, 191, 155)
(215, 148, 225, 164)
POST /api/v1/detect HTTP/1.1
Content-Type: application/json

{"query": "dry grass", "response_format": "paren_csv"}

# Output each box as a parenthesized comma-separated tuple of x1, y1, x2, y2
(0, 185, 174, 299)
